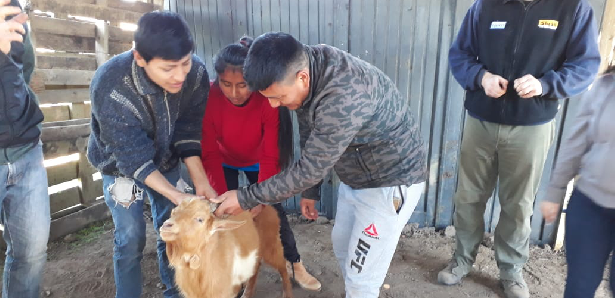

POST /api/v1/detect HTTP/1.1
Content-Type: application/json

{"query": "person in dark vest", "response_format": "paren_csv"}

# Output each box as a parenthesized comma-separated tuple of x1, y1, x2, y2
(0, 1, 50, 297)
(441, 0, 601, 297)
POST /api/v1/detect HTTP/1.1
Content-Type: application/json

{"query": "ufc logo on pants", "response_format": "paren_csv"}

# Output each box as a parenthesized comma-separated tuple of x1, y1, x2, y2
(350, 239, 371, 273)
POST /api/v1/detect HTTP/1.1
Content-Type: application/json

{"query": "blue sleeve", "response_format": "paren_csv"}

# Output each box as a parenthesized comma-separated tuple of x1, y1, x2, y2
(172, 57, 209, 159)
(449, 0, 485, 91)
(538, 0, 601, 99)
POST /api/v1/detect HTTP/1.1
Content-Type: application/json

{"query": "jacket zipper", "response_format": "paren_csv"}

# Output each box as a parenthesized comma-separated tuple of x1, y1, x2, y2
(164, 91, 171, 136)
(1, 80, 15, 147)
(355, 148, 373, 181)
(505, 1, 535, 118)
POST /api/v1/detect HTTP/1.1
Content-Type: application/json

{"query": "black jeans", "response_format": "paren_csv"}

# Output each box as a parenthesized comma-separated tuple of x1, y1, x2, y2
(223, 167, 301, 263)
(564, 188, 615, 298)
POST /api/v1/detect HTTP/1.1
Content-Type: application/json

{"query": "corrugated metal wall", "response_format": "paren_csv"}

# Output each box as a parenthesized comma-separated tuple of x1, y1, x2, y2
(167, 0, 607, 244)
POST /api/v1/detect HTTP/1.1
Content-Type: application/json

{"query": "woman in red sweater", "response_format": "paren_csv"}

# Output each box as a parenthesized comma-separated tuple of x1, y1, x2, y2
(201, 37, 321, 291)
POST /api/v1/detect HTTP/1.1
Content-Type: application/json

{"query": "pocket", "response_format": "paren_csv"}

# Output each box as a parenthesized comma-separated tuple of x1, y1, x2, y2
(391, 186, 404, 214)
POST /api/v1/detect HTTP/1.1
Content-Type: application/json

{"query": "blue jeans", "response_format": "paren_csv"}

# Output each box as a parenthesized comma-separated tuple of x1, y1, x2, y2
(564, 188, 615, 298)
(0, 144, 50, 298)
(103, 167, 180, 298)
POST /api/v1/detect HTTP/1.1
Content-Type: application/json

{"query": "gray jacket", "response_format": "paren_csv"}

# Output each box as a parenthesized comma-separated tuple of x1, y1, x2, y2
(237, 45, 427, 210)
(546, 73, 615, 208)
(87, 51, 209, 182)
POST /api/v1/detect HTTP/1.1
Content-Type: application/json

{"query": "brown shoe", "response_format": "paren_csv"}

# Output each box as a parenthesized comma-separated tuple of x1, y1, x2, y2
(286, 261, 322, 291)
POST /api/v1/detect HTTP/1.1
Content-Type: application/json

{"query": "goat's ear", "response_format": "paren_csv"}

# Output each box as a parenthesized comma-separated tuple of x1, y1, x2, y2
(211, 219, 246, 234)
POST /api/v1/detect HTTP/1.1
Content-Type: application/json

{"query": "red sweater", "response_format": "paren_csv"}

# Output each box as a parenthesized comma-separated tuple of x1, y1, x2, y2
(201, 83, 280, 195)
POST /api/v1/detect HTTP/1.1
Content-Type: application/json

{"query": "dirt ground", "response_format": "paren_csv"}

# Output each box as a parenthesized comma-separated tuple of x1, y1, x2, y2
(7, 215, 611, 298)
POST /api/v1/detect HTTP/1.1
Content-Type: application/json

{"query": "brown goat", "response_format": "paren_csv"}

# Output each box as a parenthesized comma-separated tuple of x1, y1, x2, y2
(159, 198, 293, 298)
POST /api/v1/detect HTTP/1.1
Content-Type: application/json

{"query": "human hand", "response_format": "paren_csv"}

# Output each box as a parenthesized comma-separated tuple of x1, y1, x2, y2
(514, 74, 543, 98)
(300, 198, 318, 220)
(481, 71, 508, 98)
(541, 201, 561, 223)
(0, 0, 26, 55)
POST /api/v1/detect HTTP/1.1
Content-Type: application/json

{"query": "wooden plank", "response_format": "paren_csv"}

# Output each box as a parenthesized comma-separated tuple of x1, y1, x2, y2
(181, 0, 196, 55)
(43, 119, 91, 128)
(34, 69, 95, 86)
(260, 0, 272, 33)
(38, 88, 90, 105)
(307, 0, 318, 45)
(233, 0, 249, 37)
(433, 0, 461, 228)
(252, 0, 263, 36)
(333, 0, 349, 51)
(106, 0, 156, 14)
(47, 161, 79, 187)
(421, 0, 443, 227)
(78, 149, 103, 205)
(109, 26, 133, 43)
(36, 53, 97, 71)
(30, 16, 96, 38)
(70, 103, 92, 119)
(288, 0, 300, 39)
(50, 186, 82, 214)
(49, 200, 111, 241)
(322, 0, 334, 46)
(109, 41, 133, 55)
(298, 0, 309, 43)
(35, 34, 95, 53)
(190, 0, 205, 58)
(270, 0, 281, 33)
(279, 0, 291, 33)
(433, 0, 473, 228)
(372, 1, 388, 72)
(43, 139, 81, 159)
(384, 0, 402, 82)
(41, 124, 91, 142)
(218, 0, 235, 46)
(31, 0, 143, 27)
(41, 105, 71, 123)
(96, 21, 111, 66)
(599, 0, 615, 71)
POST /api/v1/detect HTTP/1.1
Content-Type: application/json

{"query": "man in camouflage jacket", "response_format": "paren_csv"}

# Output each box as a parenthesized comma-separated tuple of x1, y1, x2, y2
(213, 32, 427, 298)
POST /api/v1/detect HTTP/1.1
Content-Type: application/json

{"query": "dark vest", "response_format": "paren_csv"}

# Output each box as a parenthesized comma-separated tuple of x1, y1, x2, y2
(465, 0, 580, 125)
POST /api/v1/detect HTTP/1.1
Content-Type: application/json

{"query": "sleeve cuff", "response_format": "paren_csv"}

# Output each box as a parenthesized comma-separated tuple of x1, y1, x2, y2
(302, 185, 321, 201)
(544, 186, 567, 205)
(133, 160, 158, 183)
(237, 187, 261, 210)
(475, 69, 487, 90)
(0, 52, 9, 67)
(539, 78, 551, 97)
(180, 149, 202, 159)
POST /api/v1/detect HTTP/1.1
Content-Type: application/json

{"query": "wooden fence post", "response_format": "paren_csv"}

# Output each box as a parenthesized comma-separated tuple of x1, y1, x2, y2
(95, 20, 110, 67)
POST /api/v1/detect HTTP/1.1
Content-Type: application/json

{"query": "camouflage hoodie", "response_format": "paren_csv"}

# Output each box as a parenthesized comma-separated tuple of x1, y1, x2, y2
(237, 45, 426, 210)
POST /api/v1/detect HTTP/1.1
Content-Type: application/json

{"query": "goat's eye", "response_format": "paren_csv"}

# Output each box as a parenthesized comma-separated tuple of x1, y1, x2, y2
(195, 218, 204, 223)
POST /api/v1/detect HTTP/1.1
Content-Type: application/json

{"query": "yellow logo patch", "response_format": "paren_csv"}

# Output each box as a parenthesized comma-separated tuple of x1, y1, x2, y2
(538, 20, 559, 30)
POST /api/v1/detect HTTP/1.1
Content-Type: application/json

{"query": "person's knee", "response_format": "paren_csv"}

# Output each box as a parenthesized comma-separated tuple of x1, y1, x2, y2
(114, 226, 146, 255)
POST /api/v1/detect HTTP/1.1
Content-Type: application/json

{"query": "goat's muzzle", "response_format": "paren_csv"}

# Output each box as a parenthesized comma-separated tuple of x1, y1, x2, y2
(160, 220, 178, 241)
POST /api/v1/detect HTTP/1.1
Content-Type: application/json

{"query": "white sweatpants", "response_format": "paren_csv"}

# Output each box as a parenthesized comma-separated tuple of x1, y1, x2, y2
(331, 182, 425, 298)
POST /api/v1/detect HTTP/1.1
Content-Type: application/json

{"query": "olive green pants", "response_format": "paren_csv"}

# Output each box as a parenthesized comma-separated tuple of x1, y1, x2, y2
(453, 115, 555, 281)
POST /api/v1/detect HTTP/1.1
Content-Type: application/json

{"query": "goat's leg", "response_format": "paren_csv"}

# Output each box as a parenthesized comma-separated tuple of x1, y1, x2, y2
(263, 253, 294, 298)
(241, 260, 261, 298)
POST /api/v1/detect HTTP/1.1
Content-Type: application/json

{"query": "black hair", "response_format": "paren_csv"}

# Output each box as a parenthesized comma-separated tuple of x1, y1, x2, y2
(605, 64, 615, 74)
(214, 37, 295, 169)
(214, 36, 253, 74)
(243, 32, 308, 91)
(134, 11, 194, 62)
